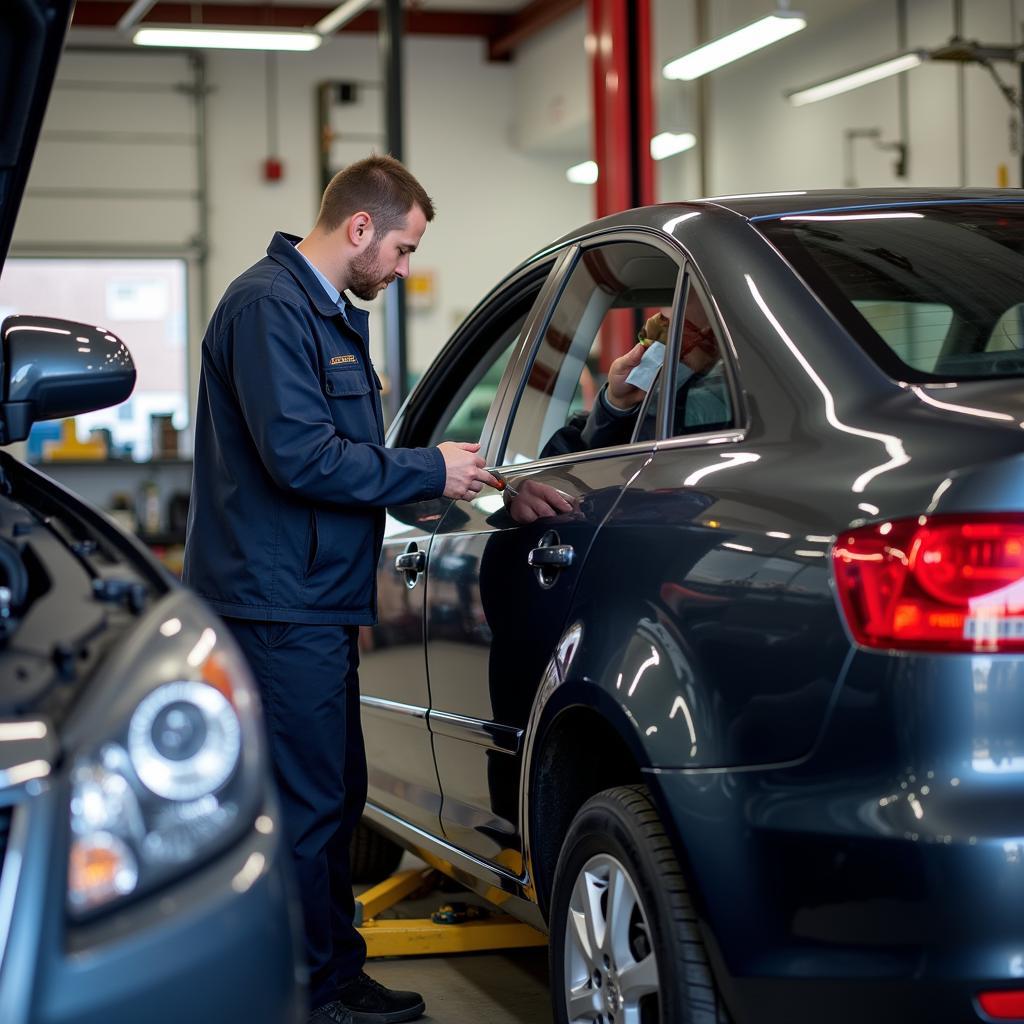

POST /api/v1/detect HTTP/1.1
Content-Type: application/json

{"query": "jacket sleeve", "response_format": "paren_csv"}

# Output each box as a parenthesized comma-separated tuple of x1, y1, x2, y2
(217, 296, 446, 508)
(580, 383, 640, 450)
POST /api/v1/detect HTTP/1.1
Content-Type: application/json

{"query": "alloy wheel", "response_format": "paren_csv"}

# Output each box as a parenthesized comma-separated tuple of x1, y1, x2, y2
(563, 852, 659, 1024)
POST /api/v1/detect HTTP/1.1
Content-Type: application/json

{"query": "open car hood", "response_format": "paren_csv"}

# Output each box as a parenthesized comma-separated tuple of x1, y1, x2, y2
(0, 0, 74, 270)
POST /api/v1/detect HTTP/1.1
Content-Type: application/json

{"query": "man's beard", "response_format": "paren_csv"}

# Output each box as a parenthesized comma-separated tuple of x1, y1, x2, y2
(349, 241, 395, 301)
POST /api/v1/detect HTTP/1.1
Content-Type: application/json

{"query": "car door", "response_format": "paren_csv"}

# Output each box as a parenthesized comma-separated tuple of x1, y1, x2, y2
(358, 259, 560, 834)
(424, 235, 688, 871)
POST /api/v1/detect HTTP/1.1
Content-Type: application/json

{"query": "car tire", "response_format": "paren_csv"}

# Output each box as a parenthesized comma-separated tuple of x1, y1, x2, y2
(349, 821, 404, 884)
(549, 784, 731, 1024)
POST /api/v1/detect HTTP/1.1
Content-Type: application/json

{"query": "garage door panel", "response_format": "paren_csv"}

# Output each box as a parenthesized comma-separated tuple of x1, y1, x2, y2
(14, 195, 199, 249)
(43, 88, 193, 135)
(28, 139, 196, 192)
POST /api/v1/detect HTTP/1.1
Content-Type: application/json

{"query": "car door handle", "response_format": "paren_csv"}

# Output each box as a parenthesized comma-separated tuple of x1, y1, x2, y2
(527, 544, 574, 569)
(395, 550, 426, 573)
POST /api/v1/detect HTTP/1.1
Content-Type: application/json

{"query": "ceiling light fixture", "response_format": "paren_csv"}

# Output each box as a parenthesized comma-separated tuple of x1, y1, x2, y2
(566, 161, 599, 185)
(650, 132, 697, 159)
(567, 132, 698, 184)
(786, 50, 926, 105)
(663, 7, 806, 81)
(133, 27, 322, 51)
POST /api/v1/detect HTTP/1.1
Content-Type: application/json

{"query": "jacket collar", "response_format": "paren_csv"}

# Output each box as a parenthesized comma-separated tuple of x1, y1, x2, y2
(267, 231, 345, 318)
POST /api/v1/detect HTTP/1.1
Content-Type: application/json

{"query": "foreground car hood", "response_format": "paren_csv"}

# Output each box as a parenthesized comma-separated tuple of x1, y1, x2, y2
(0, 0, 73, 267)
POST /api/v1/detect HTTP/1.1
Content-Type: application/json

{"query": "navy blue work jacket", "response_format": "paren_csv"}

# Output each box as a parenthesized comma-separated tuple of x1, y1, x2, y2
(182, 232, 446, 624)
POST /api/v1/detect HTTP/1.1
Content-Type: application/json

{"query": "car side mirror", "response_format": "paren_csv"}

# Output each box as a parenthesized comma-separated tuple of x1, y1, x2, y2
(0, 315, 136, 444)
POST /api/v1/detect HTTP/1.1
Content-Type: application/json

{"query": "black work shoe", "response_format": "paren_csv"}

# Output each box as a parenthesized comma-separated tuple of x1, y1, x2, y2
(334, 971, 426, 1023)
(308, 1001, 354, 1024)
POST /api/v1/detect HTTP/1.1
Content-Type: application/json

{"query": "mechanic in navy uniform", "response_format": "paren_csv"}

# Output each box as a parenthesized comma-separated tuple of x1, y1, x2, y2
(182, 155, 498, 1024)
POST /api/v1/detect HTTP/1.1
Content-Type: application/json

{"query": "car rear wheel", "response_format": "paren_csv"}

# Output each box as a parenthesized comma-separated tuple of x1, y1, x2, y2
(549, 784, 730, 1024)
(349, 821, 404, 883)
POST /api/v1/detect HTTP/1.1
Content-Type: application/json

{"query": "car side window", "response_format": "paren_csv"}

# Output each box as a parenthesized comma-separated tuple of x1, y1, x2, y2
(666, 279, 733, 437)
(418, 272, 551, 449)
(428, 330, 520, 446)
(500, 242, 681, 464)
(988, 303, 1024, 353)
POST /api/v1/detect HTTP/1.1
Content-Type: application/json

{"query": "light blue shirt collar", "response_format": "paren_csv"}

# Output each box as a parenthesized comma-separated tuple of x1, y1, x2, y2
(296, 243, 351, 322)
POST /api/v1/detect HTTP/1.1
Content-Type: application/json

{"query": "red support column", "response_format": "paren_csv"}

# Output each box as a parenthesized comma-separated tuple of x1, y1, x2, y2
(588, 0, 655, 367)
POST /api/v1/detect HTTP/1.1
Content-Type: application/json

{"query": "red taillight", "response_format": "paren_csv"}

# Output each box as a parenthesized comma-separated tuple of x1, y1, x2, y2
(978, 990, 1024, 1020)
(832, 514, 1024, 652)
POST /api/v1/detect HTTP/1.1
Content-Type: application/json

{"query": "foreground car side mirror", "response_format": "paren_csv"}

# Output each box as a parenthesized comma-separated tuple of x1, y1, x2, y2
(0, 315, 136, 444)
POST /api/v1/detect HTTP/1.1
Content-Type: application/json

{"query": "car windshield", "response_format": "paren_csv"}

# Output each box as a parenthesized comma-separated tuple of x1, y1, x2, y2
(757, 202, 1024, 380)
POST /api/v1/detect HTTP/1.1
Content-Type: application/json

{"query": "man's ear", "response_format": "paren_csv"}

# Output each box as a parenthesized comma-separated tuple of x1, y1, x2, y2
(347, 212, 374, 248)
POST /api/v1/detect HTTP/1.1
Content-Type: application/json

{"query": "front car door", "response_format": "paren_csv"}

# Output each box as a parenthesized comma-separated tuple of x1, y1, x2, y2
(359, 260, 556, 834)
(424, 234, 688, 873)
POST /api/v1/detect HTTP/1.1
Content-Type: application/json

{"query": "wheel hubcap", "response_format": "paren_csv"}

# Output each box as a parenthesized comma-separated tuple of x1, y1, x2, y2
(563, 853, 659, 1023)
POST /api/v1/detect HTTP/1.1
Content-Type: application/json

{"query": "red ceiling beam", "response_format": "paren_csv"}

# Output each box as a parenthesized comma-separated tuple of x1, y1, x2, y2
(72, 2, 508, 39)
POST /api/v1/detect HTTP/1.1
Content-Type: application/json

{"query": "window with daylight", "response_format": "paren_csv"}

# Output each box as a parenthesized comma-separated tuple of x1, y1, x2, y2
(0, 258, 189, 461)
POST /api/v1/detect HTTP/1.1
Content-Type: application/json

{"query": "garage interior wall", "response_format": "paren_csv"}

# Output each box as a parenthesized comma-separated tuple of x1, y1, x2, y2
(698, 0, 1022, 196)
(6, 0, 1022, 446)
(9, 29, 593, 418)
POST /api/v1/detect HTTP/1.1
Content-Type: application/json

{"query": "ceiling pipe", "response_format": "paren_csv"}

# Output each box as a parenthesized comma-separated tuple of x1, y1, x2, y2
(116, 0, 158, 31)
(315, 0, 376, 36)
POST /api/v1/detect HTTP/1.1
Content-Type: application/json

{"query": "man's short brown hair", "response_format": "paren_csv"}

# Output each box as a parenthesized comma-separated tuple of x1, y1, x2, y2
(317, 154, 435, 238)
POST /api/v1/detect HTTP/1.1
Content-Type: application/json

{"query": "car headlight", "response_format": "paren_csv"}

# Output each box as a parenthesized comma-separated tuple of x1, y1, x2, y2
(66, 595, 264, 919)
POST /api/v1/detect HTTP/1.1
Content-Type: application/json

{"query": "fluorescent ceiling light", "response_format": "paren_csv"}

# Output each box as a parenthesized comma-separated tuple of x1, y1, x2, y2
(316, 0, 375, 35)
(133, 27, 322, 51)
(567, 134, 698, 183)
(786, 51, 925, 105)
(663, 11, 806, 81)
(651, 132, 697, 160)
(566, 161, 599, 185)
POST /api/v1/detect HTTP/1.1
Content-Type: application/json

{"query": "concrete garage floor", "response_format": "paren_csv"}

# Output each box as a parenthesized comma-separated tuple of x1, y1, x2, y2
(358, 855, 553, 1024)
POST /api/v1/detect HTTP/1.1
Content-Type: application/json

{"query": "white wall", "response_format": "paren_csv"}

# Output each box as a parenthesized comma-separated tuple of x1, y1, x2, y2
(198, 32, 591, 377)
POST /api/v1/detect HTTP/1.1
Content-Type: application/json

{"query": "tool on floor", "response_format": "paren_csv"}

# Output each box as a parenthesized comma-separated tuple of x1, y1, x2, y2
(355, 866, 548, 958)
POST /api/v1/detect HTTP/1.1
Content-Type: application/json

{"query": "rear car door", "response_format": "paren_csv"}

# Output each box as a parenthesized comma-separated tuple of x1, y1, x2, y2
(424, 235, 687, 870)
(359, 260, 557, 834)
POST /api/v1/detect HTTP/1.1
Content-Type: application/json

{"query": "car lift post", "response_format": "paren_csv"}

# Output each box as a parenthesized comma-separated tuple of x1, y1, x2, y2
(588, 0, 655, 371)
(355, 867, 548, 958)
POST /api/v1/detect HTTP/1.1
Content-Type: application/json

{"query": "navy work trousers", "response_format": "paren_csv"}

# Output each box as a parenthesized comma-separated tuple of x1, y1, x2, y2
(224, 618, 368, 1010)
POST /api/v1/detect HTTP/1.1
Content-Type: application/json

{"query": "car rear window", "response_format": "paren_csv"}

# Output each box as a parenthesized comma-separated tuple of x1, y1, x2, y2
(756, 203, 1024, 380)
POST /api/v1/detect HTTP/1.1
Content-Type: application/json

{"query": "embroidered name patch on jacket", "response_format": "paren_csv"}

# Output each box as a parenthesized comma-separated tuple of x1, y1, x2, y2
(330, 354, 358, 366)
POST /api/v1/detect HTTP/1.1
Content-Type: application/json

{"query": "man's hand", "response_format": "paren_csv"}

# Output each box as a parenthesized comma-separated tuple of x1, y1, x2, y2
(606, 343, 647, 410)
(438, 441, 501, 500)
(507, 479, 576, 525)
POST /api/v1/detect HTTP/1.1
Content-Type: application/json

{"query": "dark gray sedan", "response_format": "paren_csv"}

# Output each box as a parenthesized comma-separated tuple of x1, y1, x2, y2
(356, 189, 1024, 1024)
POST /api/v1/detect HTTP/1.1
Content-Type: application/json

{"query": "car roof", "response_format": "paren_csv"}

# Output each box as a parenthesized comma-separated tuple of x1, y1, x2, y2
(549, 188, 1024, 247)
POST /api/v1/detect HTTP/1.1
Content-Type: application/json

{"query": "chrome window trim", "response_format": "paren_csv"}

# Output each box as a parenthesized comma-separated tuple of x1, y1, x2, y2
(655, 427, 747, 452)
(490, 426, 746, 477)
